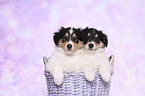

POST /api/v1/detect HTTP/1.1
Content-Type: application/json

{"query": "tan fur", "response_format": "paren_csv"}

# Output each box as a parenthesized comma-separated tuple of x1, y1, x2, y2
(58, 39, 83, 52)
(65, 33, 69, 36)
(73, 41, 83, 52)
(58, 39, 67, 51)
(58, 33, 70, 51)
(95, 41, 105, 49)
(58, 33, 83, 52)
(72, 33, 76, 37)
(87, 33, 90, 36)
(95, 34, 98, 37)
(72, 33, 83, 52)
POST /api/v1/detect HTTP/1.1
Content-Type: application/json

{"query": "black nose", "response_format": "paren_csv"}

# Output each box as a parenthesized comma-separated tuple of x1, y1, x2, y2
(89, 43, 94, 48)
(67, 44, 72, 49)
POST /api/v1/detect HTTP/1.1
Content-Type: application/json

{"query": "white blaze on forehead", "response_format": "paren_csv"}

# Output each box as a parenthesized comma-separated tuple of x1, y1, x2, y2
(69, 28, 73, 41)
(70, 28, 73, 34)
(65, 28, 75, 51)
(68, 40, 73, 45)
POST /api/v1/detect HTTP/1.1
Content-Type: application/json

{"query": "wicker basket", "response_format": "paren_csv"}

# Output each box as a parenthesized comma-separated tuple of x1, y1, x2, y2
(44, 71, 111, 96)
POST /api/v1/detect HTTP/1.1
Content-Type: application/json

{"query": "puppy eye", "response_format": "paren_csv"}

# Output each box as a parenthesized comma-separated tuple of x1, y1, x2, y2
(95, 38, 100, 43)
(72, 37, 78, 43)
(62, 36, 67, 42)
(97, 40, 100, 44)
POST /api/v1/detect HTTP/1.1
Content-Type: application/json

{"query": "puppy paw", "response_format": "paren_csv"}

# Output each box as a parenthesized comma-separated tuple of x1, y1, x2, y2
(101, 72, 111, 82)
(83, 68, 95, 81)
(85, 72, 95, 81)
(53, 74, 63, 85)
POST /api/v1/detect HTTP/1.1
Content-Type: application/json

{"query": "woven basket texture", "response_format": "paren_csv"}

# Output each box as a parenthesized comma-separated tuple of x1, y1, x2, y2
(44, 71, 111, 96)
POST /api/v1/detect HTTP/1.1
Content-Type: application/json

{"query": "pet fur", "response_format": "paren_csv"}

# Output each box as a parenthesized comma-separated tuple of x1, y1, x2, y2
(82, 27, 113, 82)
(45, 27, 86, 85)
(44, 27, 114, 85)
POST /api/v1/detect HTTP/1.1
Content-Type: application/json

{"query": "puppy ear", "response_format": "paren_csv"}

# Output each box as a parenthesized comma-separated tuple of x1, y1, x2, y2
(75, 28, 84, 41)
(53, 32, 60, 45)
(54, 27, 63, 45)
(99, 31, 108, 47)
(82, 28, 89, 44)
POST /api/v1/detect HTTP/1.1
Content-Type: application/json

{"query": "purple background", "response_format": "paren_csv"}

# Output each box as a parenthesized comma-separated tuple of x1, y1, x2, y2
(0, 0, 145, 96)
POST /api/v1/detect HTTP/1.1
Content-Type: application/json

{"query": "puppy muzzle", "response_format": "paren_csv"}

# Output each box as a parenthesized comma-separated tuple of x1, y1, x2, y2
(86, 41, 96, 51)
(65, 41, 74, 51)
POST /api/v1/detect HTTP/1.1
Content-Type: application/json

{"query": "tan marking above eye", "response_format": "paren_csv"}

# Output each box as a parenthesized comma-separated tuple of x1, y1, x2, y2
(87, 33, 90, 36)
(72, 33, 76, 37)
(95, 34, 98, 37)
(58, 39, 68, 51)
(65, 33, 69, 36)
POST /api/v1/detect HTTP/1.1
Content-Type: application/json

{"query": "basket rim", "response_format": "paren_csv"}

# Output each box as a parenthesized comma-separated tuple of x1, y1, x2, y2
(44, 70, 100, 76)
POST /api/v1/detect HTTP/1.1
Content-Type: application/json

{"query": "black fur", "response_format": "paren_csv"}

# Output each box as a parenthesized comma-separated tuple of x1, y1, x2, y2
(98, 30, 108, 47)
(53, 27, 70, 45)
(82, 27, 108, 47)
(53, 27, 83, 45)
(72, 28, 84, 42)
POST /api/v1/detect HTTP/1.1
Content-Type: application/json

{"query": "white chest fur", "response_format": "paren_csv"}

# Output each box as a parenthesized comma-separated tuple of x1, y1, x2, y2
(83, 48, 109, 70)
(48, 47, 85, 71)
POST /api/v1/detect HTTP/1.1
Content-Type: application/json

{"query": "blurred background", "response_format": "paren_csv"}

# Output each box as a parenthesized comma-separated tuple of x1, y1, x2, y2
(0, 0, 145, 96)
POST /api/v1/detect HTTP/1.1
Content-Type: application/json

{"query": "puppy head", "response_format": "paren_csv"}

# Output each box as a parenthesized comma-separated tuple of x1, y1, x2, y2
(82, 27, 108, 51)
(53, 27, 84, 55)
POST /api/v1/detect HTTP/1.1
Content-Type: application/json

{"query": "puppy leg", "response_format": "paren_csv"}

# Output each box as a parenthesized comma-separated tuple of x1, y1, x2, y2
(46, 63, 63, 85)
(52, 66, 63, 86)
(99, 65, 111, 82)
(108, 55, 114, 75)
(82, 66, 95, 81)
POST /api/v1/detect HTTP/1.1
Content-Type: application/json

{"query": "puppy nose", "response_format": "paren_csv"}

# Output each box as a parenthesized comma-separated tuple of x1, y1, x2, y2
(67, 44, 72, 49)
(89, 43, 94, 48)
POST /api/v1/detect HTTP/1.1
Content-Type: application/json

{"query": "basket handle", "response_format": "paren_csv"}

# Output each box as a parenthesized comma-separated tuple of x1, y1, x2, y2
(108, 55, 114, 75)
(43, 56, 49, 71)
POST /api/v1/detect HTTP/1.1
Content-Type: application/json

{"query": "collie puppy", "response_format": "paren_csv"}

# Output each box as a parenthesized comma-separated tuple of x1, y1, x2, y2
(44, 27, 85, 85)
(82, 27, 112, 82)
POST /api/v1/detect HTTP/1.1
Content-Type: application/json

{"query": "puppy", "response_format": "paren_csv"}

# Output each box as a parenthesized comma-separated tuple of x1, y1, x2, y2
(45, 27, 85, 85)
(82, 27, 112, 82)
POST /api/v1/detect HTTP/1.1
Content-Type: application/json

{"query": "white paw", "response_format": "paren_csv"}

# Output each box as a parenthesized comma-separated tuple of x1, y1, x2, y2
(101, 72, 111, 82)
(84, 69, 95, 81)
(54, 74, 63, 85)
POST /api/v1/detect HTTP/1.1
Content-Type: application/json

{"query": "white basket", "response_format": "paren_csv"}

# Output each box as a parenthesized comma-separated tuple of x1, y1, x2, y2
(44, 71, 111, 96)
